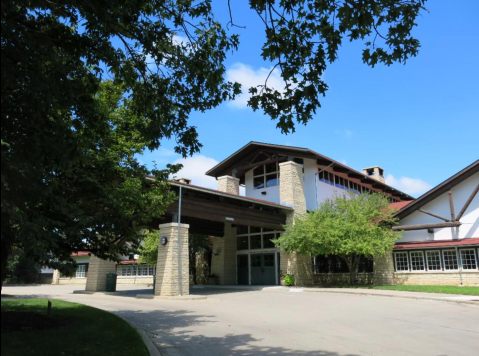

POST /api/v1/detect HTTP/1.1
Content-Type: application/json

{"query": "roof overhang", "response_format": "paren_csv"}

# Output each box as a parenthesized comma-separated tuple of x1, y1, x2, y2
(205, 141, 414, 201)
(394, 238, 479, 250)
(394, 159, 479, 220)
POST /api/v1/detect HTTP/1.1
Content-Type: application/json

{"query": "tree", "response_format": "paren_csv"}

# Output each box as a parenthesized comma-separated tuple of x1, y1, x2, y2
(275, 193, 402, 284)
(1, 0, 426, 287)
(139, 230, 212, 284)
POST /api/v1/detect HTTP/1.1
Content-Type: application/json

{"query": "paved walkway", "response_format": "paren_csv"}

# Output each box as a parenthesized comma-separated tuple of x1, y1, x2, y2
(3, 285, 479, 356)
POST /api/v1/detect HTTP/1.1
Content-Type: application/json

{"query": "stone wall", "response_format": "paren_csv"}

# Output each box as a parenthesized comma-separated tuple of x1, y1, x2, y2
(210, 223, 237, 285)
(155, 223, 190, 296)
(217, 175, 240, 195)
(312, 273, 374, 286)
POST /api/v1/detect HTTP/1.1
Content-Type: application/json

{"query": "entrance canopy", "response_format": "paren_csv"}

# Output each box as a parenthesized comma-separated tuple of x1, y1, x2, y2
(151, 181, 292, 236)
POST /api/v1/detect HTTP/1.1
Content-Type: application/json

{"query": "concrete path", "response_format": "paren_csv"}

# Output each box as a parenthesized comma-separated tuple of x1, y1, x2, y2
(3, 285, 479, 356)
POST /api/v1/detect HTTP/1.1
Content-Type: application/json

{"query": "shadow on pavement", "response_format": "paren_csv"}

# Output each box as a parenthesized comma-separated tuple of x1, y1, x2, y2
(116, 308, 362, 356)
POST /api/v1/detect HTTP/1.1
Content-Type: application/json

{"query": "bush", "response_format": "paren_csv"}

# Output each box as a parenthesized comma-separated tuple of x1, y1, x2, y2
(284, 274, 295, 286)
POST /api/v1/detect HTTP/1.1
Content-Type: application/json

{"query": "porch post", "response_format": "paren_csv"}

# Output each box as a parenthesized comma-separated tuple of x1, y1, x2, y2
(155, 223, 190, 296)
(85, 255, 117, 291)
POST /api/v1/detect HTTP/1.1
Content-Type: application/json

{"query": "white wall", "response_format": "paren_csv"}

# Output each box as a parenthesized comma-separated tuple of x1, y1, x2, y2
(244, 169, 281, 204)
(397, 172, 479, 242)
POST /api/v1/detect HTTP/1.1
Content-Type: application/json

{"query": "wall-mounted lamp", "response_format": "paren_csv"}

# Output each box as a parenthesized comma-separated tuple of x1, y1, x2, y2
(213, 248, 220, 256)
(261, 191, 267, 196)
(427, 228, 434, 234)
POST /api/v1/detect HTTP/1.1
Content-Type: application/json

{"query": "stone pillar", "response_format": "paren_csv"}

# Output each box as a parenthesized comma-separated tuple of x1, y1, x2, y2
(85, 255, 117, 291)
(155, 223, 190, 296)
(217, 175, 240, 195)
(210, 223, 237, 285)
(373, 253, 395, 286)
(278, 161, 313, 285)
(52, 269, 60, 285)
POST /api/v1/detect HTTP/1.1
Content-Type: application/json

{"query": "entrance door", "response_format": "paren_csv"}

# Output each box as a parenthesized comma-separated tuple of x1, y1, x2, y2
(237, 255, 249, 285)
(251, 253, 276, 285)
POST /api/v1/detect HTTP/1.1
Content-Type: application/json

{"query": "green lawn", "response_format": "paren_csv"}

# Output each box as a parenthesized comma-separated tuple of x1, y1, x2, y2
(369, 285, 479, 296)
(1, 299, 148, 356)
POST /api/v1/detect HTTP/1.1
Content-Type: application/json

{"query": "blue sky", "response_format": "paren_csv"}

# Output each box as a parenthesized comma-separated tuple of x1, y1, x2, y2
(139, 1, 479, 197)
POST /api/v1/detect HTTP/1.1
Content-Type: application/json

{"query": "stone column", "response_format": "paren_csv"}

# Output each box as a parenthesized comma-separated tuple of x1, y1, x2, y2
(85, 255, 117, 291)
(210, 223, 237, 285)
(155, 223, 190, 296)
(52, 269, 60, 285)
(278, 161, 313, 285)
(373, 253, 395, 286)
(217, 175, 240, 195)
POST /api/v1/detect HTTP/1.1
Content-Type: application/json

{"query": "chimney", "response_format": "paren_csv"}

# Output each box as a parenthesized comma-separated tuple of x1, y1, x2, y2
(362, 166, 385, 184)
(217, 175, 240, 195)
(175, 178, 192, 185)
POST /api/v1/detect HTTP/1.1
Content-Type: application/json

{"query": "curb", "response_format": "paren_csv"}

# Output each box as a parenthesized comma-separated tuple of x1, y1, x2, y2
(136, 294, 207, 301)
(124, 320, 162, 356)
(302, 289, 479, 305)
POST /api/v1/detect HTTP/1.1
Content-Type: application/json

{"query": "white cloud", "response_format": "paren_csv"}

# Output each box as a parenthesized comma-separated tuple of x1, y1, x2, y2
(386, 174, 432, 197)
(226, 63, 285, 109)
(170, 155, 219, 190)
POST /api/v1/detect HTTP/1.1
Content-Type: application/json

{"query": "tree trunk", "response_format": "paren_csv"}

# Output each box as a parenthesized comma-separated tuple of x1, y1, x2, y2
(1, 241, 13, 292)
(342, 254, 359, 286)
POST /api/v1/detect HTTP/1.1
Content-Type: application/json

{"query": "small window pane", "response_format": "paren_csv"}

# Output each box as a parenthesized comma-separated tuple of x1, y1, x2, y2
(443, 250, 458, 270)
(265, 162, 277, 174)
(253, 166, 264, 176)
(461, 250, 477, 270)
(410, 251, 425, 271)
(426, 251, 442, 270)
(395, 252, 409, 271)
(250, 226, 261, 234)
(264, 254, 275, 267)
(237, 236, 249, 250)
(251, 255, 262, 267)
(263, 233, 276, 249)
(266, 174, 278, 187)
(237, 225, 248, 235)
(253, 176, 265, 189)
(250, 235, 262, 249)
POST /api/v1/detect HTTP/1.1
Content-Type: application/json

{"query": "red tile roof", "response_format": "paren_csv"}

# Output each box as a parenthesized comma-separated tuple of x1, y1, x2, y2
(72, 251, 90, 256)
(389, 201, 413, 211)
(394, 238, 479, 250)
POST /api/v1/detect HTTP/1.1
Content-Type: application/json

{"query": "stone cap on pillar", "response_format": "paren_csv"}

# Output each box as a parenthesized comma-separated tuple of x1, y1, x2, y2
(159, 222, 190, 229)
(217, 175, 240, 195)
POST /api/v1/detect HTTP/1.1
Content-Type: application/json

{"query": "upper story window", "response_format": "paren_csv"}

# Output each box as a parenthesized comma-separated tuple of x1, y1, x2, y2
(253, 162, 279, 189)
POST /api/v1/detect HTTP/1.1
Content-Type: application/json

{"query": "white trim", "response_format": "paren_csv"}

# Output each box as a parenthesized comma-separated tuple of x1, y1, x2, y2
(425, 250, 442, 271)
(442, 249, 459, 271)
(409, 251, 425, 271)
(460, 249, 478, 270)
(394, 251, 409, 272)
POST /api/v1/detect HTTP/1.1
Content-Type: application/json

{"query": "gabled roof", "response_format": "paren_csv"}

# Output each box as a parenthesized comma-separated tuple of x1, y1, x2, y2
(394, 159, 479, 220)
(206, 141, 414, 201)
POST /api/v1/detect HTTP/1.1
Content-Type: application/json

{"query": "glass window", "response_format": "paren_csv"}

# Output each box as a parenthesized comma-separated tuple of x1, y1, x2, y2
(253, 176, 265, 189)
(409, 251, 425, 271)
(426, 251, 442, 271)
(264, 254, 275, 267)
(237, 236, 249, 250)
(253, 166, 264, 176)
(265, 174, 278, 187)
(76, 265, 86, 278)
(394, 252, 409, 272)
(263, 233, 276, 249)
(460, 249, 478, 270)
(250, 226, 261, 234)
(443, 250, 458, 270)
(250, 235, 262, 249)
(265, 162, 277, 174)
(251, 255, 262, 267)
(237, 225, 248, 235)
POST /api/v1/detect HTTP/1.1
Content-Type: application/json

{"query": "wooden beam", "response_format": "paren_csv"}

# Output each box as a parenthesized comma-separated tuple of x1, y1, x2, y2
(236, 157, 287, 174)
(392, 221, 461, 231)
(448, 190, 455, 221)
(418, 209, 450, 222)
(456, 182, 479, 221)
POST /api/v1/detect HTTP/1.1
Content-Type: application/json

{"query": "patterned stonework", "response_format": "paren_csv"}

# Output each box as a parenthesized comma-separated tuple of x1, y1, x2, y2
(210, 223, 237, 285)
(85, 255, 117, 291)
(155, 223, 190, 296)
(217, 175, 240, 195)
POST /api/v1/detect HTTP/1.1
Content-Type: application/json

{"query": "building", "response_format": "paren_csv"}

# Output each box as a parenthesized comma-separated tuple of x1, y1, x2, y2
(375, 160, 479, 286)
(61, 142, 478, 294)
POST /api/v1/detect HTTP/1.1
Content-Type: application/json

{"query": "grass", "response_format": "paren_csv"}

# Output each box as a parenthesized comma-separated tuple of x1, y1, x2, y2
(327, 285, 479, 296)
(1, 299, 149, 356)
(369, 285, 479, 296)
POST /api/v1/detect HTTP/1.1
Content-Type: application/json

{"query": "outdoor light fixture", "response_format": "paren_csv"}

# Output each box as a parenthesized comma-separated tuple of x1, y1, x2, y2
(427, 228, 434, 234)
(261, 191, 267, 196)
(213, 249, 220, 256)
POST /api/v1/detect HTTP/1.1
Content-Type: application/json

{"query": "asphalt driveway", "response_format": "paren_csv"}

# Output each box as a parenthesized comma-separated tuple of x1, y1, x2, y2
(3, 284, 478, 356)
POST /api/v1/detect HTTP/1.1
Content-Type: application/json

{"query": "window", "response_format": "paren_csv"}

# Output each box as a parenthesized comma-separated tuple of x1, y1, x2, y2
(117, 264, 156, 277)
(442, 250, 459, 270)
(394, 252, 409, 271)
(253, 163, 278, 189)
(410, 251, 425, 271)
(318, 170, 334, 186)
(76, 265, 87, 278)
(460, 249, 478, 270)
(426, 251, 442, 271)
(236, 226, 281, 251)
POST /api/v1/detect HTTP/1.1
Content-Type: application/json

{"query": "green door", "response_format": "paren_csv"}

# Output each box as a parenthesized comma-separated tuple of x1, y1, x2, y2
(251, 253, 276, 285)
(237, 255, 249, 285)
